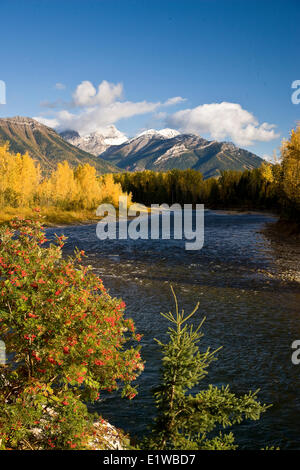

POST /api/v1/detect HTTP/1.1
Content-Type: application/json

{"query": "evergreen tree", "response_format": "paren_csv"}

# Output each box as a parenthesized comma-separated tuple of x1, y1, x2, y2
(143, 287, 270, 450)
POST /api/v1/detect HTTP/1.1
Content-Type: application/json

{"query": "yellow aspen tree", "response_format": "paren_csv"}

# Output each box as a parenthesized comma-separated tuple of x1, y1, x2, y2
(74, 164, 102, 209)
(0, 144, 40, 207)
(18, 152, 41, 205)
(47, 161, 77, 208)
(281, 126, 300, 207)
(100, 173, 132, 207)
(260, 162, 274, 183)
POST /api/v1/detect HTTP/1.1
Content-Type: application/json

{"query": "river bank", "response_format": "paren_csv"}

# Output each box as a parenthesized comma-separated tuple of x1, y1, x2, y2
(0, 206, 102, 227)
(0, 205, 147, 228)
(263, 219, 300, 241)
(260, 220, 300, 284)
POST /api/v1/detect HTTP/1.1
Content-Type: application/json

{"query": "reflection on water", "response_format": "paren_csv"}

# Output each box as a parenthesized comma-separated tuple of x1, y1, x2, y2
(46, 210, 300, 449)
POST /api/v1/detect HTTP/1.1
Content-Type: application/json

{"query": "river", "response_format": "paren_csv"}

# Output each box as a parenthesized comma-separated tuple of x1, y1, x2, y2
(46, 210, 300, 450)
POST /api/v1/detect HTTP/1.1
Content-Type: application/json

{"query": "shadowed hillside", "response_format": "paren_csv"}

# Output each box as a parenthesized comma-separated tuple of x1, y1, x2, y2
(0, 117, 118, 174)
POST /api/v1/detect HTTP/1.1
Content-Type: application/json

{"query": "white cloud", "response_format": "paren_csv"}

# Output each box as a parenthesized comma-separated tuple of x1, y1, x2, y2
(262, 154, 273, 162)
(36, 84, 279, 147)
(72, 81, 96, 106)
(262, 152, 280, 164)
(36, 80, 185, 135)
(36, 116, 60, 128)
(163, 96, 186, 106)
(55, 83, 66, 90)
(167, 102, 279, 146)
(72, 80, 123, 107)
(154, 111, 168, 120)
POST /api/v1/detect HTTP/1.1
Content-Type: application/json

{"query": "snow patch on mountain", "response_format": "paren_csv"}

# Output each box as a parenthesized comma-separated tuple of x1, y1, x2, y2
(154, 143, 190, 165)
(136, 128, 180, 139)
(61, 126, 180, 155)
(97, 125, 128, 146)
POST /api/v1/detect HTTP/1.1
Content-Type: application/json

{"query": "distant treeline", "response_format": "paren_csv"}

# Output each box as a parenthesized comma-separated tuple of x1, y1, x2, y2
(115, 126, 300, 223)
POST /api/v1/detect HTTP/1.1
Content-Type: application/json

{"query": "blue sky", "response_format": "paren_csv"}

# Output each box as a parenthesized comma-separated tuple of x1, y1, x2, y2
(0, 0, 299, 159)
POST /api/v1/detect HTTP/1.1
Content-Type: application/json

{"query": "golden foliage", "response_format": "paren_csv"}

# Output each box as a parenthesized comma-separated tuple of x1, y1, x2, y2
(0, 143, 129, 215)
(0, 143, 41, 207)
(260, 162, 274, 183)
(281, 125, 300, 206)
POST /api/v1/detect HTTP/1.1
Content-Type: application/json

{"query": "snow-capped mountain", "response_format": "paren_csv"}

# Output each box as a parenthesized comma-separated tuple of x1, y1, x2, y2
(60, 125, 264, 178)
(99, 132, 264, 178)
(60, 125, 128, 156)
(136, 128, 180, 139)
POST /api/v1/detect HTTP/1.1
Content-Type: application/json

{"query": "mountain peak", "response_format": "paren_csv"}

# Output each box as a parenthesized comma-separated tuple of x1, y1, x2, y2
(158, 128, 181, 138)
(60, 125, 128, 156)
(60, 129, 80, 140)
(0, 116, 45, 129)
(136, 128, 180, 139)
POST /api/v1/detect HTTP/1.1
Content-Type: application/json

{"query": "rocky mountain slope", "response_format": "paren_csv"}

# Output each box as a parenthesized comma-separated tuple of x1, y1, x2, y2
(99, 130, 264, 178)
(0, 117, 118, 174)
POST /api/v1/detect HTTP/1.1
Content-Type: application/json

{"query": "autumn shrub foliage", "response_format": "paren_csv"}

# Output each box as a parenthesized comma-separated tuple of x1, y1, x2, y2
(0, 215, 143, 449)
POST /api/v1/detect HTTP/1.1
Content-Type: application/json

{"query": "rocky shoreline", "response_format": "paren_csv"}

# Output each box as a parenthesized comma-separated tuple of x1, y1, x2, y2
(261, 220, 300, 284)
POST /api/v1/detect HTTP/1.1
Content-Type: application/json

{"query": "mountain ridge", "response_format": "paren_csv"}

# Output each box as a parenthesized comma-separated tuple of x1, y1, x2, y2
(98, 130, 264, 178)
(0, 117, 265, 179)
(0, 117, 119, 174)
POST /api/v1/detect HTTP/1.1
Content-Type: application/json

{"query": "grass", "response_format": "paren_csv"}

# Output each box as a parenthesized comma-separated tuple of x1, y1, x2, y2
(0, 206, 102, 227)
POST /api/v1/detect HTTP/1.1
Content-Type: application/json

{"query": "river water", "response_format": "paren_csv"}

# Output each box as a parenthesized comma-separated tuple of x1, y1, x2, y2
(46, 210, 300, 449)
